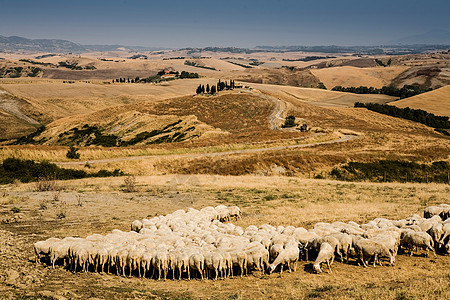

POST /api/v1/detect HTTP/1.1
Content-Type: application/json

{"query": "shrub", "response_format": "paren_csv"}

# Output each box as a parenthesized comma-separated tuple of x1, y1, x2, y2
(11, 206, 21, 213)
(124, 175, 136, 192)
(56, 211, 66, 219)
(330, 160, 450, 183)
(35, 175, 59, 192)
(282, 116, 296, 128)
(0, 158, 122, 184)
(66, 146, 80, 159)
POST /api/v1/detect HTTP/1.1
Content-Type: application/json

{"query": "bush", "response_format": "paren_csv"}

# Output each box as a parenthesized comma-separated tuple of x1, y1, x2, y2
(35, 175, 59, 191)
(0, 158, 123, 184)
(123, 175, 136, 192)
(330, 160, 450, 183)
(282, 116, 296, 128)
(11, 206, 21, 213)
(66, 146, 80, 159)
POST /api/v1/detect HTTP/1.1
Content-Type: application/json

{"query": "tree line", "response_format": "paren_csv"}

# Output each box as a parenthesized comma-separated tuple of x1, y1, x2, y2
(112, 70, 199, 83)
(329, 160, 449, 183)
(354, 102, 450, 131)
(196, 79, 236, 95)
(332, 85, 431, 99)
(0, 158, 122, 184)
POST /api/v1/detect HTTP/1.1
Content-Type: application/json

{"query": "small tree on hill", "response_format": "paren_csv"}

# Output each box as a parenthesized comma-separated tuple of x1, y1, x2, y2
(210, 85, 216, 94)
(282, 115, 296, 128)
(206, 84, 210, 93)
(66, 146, 80, 159)
(196, 84, 203, 94)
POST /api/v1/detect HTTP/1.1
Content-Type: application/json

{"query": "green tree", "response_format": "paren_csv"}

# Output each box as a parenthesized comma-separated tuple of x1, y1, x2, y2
(206, 84, 210, 93)
(282, 116, 296, 128)
(210, 85, 216, 94)
(66, 146, 80, 159)
(317, 82, 327, 89)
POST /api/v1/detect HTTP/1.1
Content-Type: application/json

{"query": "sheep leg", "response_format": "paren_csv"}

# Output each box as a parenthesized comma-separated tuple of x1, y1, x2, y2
(429, 245, 437, 258)
(327, 259, 332, 274)
(359, 253, 367, 268)
(373, 254, 377, 267)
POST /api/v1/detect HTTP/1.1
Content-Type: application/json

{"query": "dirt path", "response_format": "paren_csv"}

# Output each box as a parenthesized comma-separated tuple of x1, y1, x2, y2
(55, 134, 358, 166)
(244, 89, 286, 130)
(0, 90, 40, 125)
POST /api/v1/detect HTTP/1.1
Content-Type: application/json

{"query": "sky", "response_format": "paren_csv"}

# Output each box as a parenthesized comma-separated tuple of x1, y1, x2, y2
(0, 0, 449, 48)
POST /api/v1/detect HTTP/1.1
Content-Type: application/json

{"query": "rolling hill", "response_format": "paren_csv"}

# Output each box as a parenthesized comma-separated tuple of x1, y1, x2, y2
(391, 85, 450, 117)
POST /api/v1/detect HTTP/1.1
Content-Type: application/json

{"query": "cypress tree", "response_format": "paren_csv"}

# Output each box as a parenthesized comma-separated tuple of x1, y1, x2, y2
(206, 84, 210, 93)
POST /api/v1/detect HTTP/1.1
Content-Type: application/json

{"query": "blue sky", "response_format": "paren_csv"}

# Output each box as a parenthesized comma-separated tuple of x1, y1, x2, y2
(1, 0, 449, 47)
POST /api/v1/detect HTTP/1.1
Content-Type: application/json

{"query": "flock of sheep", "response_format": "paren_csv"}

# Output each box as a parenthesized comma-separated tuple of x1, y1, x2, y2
(34, 203, 450, 280)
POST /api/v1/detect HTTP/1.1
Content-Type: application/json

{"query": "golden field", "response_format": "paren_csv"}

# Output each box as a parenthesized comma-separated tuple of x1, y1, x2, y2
(0, 176, 449, 299)
(0, 49, 449, 299)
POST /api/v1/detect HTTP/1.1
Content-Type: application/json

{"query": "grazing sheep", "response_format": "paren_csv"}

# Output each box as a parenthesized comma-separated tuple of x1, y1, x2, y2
(438, 223, 450, 247)
(313, 242, 334, 273)
(355, 239, 394, 267)
(310, 236, 342, 261)
(131, 220, 143, 232)
(428, 223, 444, 250)
(153, 251, 169, 280)
(188, 253, 205, 280)
(268, 245, 299, 274)
(204, 252, 224, 280)
(229, 249, 247, 277)
(328, 233, 353, 262)
(34, 237, 60, 264)
(269, 244, 284, 261)
(401, 231, 436, 258)
(33, 204, 449, 281)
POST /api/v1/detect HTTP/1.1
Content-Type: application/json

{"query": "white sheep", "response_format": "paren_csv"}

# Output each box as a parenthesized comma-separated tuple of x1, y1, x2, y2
(34, 237, 60, 264)
(401, 231, 436, 258)
(355, 238, 395, 267)
(268, 245, 299, 274)
(313, 242, 334, 273)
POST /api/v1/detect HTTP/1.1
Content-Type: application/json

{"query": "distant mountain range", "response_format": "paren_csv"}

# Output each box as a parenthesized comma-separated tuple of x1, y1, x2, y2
(0, 35, 167, 53)
(387, 29, 450, 45)
(1, 33, 449, 54)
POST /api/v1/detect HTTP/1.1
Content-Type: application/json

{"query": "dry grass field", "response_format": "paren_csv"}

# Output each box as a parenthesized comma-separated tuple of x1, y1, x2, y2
(310, 66, 408, 89)
(0, 49, 449, 299)
(0, 175, 449, 299)
(0, 78, 214, 122)
(391, 85, 450, 117)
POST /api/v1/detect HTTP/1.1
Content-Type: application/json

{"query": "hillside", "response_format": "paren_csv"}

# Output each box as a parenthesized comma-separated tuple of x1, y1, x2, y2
(391, 85, 450, 117)
(390, 66, 450, 90)
(234, 68, 321, 88)
(0, 35, 164, 53)
(17, 92, 301, 147)
(310, 66, 408, 89)
(32, 110, 224, 147)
